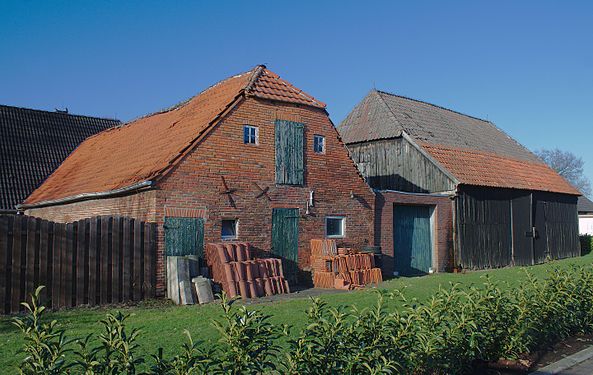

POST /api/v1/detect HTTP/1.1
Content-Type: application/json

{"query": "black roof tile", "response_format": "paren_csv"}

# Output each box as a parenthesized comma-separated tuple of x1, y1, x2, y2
(0, 104, 119, 211)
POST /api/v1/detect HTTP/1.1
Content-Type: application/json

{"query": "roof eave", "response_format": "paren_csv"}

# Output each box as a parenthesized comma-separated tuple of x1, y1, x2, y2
(18, 180, 154, 210)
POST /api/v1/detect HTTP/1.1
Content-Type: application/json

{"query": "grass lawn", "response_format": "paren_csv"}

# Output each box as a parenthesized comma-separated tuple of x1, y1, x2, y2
(1, 253, 592, 371)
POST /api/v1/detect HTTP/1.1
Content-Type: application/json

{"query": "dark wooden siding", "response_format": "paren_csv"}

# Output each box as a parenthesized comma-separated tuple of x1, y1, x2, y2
(347, 137, 455, 193)
(456, 186, 579, 270)
(0, 214, 157, 314)
(456, 187, 513, 269)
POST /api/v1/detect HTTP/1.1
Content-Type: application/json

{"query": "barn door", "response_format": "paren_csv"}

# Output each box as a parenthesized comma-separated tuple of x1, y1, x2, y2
(511, 194, 534, 266)
(271, 208, 299, 283)
(532, 196, 549, 263)
(164, 217, 204, 259)
(393, 205, 432, 276)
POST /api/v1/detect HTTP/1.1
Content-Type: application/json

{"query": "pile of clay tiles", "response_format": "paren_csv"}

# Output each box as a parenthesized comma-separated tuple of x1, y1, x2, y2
(310, 239, 382, 290)
(205, 242, 290, 299)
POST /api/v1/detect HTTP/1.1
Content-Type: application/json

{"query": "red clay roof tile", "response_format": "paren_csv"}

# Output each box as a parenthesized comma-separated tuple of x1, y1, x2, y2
(24, 66, 325, 205)
(422, 143, 580, 195)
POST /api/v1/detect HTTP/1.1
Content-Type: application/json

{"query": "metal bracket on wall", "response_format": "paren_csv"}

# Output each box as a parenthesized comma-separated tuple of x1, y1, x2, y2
(253, 183, 271, 201)
(219, 176, 237, 208)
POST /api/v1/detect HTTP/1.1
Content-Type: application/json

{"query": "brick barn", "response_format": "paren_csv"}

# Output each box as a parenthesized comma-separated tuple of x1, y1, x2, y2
(21, 66, 375, 296)
(339, 90, 580, 275)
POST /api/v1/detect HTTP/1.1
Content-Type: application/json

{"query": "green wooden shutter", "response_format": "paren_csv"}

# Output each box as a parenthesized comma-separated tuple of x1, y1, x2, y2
(275, 120, 304, 185)
(165, 217, 204, 257)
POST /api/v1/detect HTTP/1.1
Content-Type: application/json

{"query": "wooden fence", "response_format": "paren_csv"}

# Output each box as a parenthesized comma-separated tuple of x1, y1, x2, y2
(0, 215, 157, 314)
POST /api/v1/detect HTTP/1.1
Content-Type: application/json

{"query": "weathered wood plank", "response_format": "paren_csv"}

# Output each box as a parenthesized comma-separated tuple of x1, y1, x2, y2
(25, 217, 37, 304)
(100, 217, 111, 304)
(0, 216, 12, 314)
(11, 215, 24, 313)
(111, 217, 121, 303)
(51, 223, 63, 309)
(122, 218, 132, 302)
(62, 223, 74, 307)
(143, 223, 154, 298)
(133, 220, 142, 301)
(88, 217, 99, 306)
(38, 220, 50, 305)
(76, 220, 86, 305)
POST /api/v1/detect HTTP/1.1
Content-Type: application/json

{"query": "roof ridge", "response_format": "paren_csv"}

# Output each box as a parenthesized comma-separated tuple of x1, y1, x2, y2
(0, 104, 120, 123)
(244, 64, 266, 93)
(372, 89, 407, 136)
(125, 67, 257, 126)
(375, 89, 491, 123)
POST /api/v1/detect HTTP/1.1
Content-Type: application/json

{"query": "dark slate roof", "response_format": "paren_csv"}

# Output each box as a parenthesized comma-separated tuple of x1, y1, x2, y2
(339, 90, 540, 163)
(338, 90, 579, 195)
(0, 105, 119, 211)
(578, 196, 593, 214)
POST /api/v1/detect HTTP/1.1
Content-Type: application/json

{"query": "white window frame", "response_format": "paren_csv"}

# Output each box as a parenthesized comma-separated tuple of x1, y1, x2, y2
(313, 134, 325, 154)
(243, 125, 259, 145)
(221, 219, 239, 240)
(325, 216, 345, 238)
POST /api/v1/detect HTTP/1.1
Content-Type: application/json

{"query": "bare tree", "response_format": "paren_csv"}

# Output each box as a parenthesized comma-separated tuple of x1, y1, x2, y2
(535, 148, 592, 196)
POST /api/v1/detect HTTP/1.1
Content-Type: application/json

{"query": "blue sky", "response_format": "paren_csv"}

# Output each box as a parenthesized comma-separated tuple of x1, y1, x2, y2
(1, 1, 592, 181)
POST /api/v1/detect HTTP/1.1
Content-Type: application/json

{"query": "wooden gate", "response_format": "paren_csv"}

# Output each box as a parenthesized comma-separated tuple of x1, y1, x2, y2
(393, 205, 433, 276)
(271, 208, 299, 283)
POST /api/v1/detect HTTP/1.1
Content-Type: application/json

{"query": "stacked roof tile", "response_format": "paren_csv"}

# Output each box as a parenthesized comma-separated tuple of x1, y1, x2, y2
(0, 105, 119, 211)
(24, 65, 324, 206)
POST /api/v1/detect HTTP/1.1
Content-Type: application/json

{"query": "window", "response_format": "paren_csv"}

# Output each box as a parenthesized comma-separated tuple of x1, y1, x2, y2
(275, 120, 304, 185)
(221, 219, 238, 240)
(325, 217, 345, 238)
(243, 125, 259, 145)
(313, 135, 325, 154)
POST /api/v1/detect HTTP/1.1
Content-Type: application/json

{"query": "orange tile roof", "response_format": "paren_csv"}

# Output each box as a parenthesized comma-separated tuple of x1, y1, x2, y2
(24, 66, 326, 206)
(422, 143, 580, 195)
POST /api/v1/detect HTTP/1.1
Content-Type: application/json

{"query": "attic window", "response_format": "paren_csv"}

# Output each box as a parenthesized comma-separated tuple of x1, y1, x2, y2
(313, 135, 325, 154)
(243, 125, 259, 145)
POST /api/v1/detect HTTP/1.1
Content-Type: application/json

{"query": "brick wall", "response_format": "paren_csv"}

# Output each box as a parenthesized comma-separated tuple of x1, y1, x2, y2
(157, 97, 375, 285)
(375, 190, 454, 276)
(26, 97, 375, 294)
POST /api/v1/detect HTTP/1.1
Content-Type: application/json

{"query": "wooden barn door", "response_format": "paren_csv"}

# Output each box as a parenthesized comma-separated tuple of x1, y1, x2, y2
(271, 208, 299, 284)
(164, 217, 204, 260)
(511, 194, 534, 266)
(393, 205, 432, 276)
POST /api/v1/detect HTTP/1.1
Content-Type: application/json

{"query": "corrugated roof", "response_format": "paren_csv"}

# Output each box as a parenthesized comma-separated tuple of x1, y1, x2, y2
(0, 105, 119, 211)
(339, 90, 579, 195)
(24, 66, 326, 206)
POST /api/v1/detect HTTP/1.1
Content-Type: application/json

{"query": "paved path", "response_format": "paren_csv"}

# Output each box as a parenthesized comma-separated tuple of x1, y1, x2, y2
(558, 356, 593, 374)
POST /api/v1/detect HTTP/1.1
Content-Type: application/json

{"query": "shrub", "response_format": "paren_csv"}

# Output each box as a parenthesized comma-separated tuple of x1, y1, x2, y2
(580, 234, 593, 255)
(13, 265, 593, 374)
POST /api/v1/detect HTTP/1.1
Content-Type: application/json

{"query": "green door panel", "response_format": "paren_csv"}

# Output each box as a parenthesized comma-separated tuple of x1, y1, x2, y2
(271, 208, 299, 283)
(275, 120, 304, 185)
(393, 205, 432, 275)
(165, 217, 204, 258)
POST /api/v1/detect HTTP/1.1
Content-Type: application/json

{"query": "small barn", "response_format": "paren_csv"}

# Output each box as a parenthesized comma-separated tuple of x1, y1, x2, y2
(0, 105, 119, 213)
(21, 66, 375, 296)
(339, 90, 580, 275)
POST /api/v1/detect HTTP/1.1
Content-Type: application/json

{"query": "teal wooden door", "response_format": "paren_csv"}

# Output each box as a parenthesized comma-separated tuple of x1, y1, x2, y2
(393, 205, 432, 275)
(165, 217, 204, 259)
(271, 208, 299, 283)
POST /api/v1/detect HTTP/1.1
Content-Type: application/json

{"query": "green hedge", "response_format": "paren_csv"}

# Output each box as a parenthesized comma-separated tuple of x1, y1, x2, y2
(14, 265, 593, 374)
(581, 234, 593, 255)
